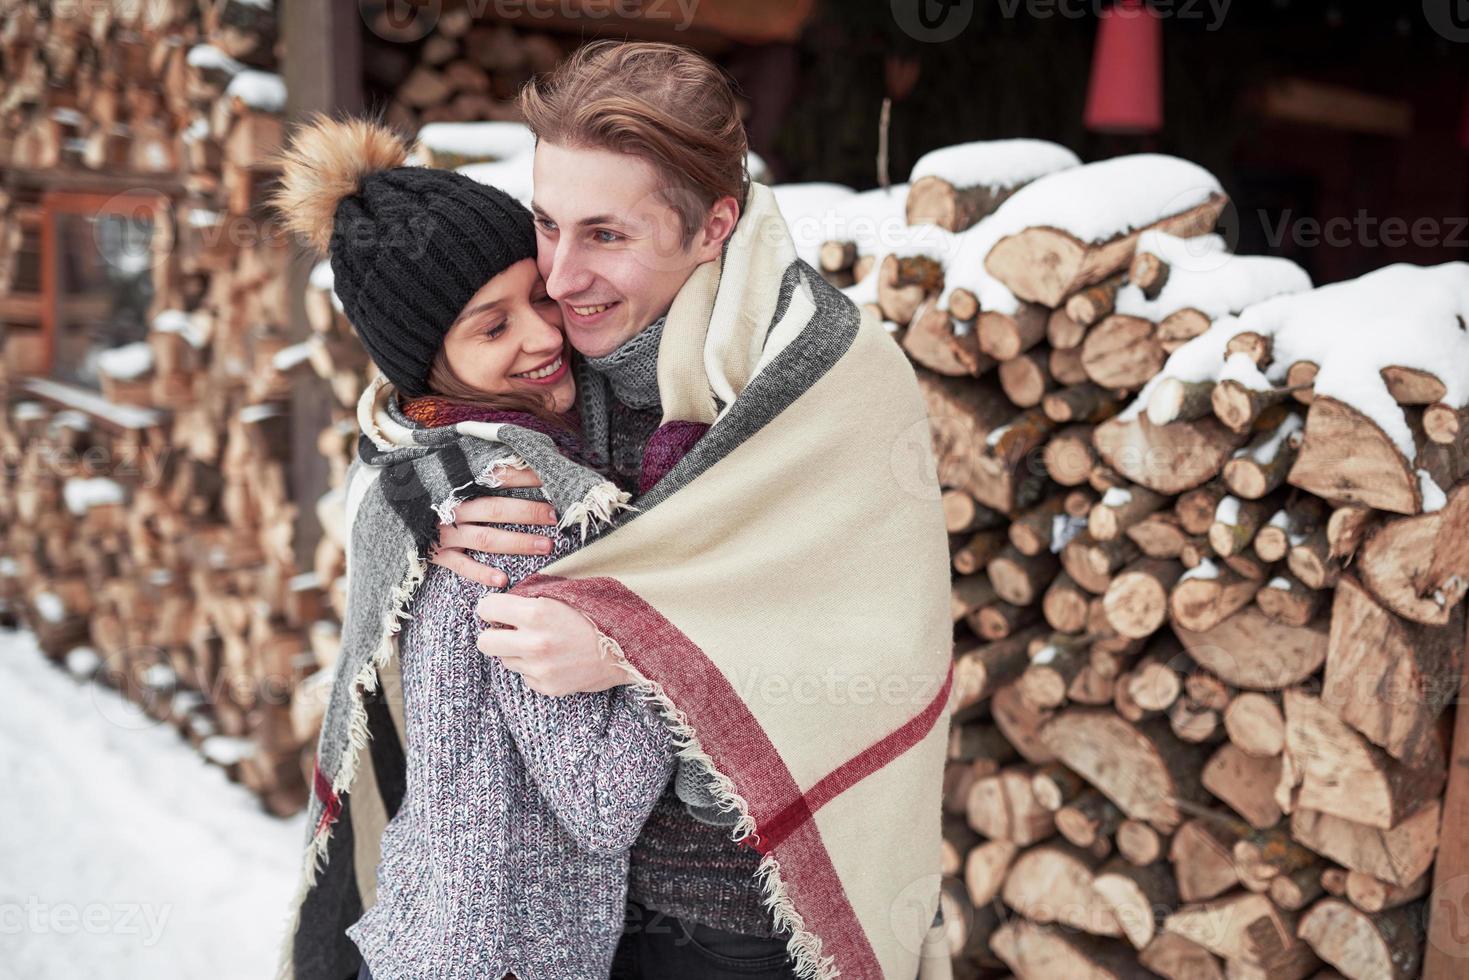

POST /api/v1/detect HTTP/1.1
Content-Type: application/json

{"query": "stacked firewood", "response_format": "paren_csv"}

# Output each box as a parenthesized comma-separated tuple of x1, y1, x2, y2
(363, 6, 563, 134)
(847, 146, 1469, 979)
(0, 0, 328, 816)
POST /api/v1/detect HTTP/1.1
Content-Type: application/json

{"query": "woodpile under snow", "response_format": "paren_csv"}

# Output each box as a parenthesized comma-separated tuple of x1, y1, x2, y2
(2, 50, 1467, 971)
(800, 139, 1467, 980)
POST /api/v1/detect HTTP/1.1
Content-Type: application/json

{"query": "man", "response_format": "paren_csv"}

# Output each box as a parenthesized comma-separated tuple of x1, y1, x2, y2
(432, 41, 953, 980)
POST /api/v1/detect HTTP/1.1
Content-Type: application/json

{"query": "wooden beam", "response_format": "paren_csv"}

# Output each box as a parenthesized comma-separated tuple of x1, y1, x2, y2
(1258, 78, 1413, 137)
(281, 0, 363, 569)
(1424, 618, 1469, 979)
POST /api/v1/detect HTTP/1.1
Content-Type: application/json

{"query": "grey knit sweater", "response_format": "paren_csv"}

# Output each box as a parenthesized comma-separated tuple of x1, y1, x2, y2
(345, 523, 676, 980)
(577, 321, 778, 939)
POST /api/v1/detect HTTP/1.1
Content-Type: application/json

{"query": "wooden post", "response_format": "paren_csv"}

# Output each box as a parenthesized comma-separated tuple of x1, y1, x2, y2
(282, 0, 363, 568)
(1424, 622, 1469, 979)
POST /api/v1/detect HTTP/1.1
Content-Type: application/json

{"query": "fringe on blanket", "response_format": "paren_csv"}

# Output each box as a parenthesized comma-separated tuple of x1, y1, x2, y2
(579, 617, 840, 980)
(273, 545, 428, 980)
(432, 455, 636, 547)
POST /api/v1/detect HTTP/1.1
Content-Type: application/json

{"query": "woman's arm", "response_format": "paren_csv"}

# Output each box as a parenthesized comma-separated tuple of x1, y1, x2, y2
(485, 653, 675, 855)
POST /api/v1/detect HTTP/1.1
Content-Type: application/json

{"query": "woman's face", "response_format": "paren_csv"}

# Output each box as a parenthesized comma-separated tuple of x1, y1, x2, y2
(440, 258, 576, 414)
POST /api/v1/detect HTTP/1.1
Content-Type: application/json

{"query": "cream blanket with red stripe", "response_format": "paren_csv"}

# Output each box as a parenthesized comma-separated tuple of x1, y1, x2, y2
(514, 183, 955, 980)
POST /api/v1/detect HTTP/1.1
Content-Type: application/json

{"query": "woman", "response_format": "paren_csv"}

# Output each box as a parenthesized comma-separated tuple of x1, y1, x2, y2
(271, 114, 679, 980)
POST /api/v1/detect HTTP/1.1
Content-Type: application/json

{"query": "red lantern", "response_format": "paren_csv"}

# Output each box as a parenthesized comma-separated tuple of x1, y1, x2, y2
(1084, 0, 1164, 134)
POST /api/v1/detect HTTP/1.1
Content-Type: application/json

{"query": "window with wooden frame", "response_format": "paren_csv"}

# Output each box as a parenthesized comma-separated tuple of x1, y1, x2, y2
(35, 189, 174, 392)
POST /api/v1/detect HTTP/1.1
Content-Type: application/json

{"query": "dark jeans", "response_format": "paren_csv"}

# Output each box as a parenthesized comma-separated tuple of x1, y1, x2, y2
(610, 901, 798, 980)
(352, 903, 795, 980)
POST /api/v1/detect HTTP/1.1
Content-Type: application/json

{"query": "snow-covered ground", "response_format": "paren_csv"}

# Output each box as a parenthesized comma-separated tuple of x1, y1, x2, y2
(0, 628, 306, 979)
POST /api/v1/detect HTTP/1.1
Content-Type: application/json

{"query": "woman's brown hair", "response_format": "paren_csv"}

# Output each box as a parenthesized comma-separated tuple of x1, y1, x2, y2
(517, 40, 748, 245)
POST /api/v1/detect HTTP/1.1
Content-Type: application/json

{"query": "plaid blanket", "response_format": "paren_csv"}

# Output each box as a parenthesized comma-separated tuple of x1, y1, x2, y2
(512, 184, 955, 980)
(275, 380, 634, 980)
(276, 183, 954, 980)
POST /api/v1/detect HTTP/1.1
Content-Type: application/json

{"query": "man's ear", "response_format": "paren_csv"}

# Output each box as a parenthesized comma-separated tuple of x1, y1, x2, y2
(692, 195, 741, 264)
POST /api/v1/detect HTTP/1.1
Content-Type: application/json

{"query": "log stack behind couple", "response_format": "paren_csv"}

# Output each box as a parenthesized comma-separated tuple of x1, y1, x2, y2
(270, 39, 954, 980)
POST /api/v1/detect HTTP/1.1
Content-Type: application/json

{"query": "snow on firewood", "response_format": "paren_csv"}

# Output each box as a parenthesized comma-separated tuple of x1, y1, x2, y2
(1114, 232, 1312, 321)
(308, 259, 344, 315)
(64, 645, 102, 679)
(457, 154, 534, 204)
(839, 184, 911, 253)
(63, 478, 125, 516)
(841, 222, 955, 307)
(272, 342, 312, 373)
(202, 735, 256, 766)
(935, 219, 1023, 315)
(1181, 557, 1221, 581)
(984, 154, 1222, 246)
(1120, 317, 1240, 421)
(224, 70, 286, 113)
(1238, 263, 1469, 454)
(1419, 469, 1448, 512)
(1120, 263, 1469, 510)
(1226, 263, 1469, 456)
(50, 410, 90, 433)
(1217, 351, 1271, 391)
(186, 44, 246, 76)
(931, 156, 1217, 319)
(154, 309, 208, 348)
(908, 138, 1080, 189)
(747, 149, 771, 184)
(1233, 413, 1302, 463)
(793, 184, 913, 275)
(771, 182, 856, 267)
(1051, 514, 1088, 553)
(417, 121, 534, 161)
(33, 592, 66, 623)
(95, 342, 155, 380)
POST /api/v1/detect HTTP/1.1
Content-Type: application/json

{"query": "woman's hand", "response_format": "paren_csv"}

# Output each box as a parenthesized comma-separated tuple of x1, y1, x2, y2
(476, 594, 629, 695)
(428, 468, 559, 588)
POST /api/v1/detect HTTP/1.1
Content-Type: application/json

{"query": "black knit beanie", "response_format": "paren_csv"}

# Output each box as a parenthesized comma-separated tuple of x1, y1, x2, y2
(272, 115, 538, 398)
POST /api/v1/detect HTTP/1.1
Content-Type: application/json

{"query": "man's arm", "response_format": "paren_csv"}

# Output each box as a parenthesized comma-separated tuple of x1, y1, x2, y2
(476, 593, 629, 696)
(428, 469, 557, 588)
(428, 473, 627, 696)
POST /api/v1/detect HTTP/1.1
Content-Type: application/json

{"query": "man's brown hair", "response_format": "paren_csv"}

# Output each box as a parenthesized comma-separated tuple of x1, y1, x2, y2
(518, 40, 748, 245)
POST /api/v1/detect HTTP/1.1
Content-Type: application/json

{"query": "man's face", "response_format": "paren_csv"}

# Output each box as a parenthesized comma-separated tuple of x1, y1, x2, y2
(531, 141, 715, 358)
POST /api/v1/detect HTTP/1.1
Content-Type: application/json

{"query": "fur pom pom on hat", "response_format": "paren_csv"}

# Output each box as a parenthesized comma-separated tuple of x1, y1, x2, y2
(269, 113, 537, 398)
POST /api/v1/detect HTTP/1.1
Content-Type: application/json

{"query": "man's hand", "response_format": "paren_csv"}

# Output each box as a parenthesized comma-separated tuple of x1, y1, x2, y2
(475, 594, 629, 696)
(429, 468, 558, 588)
